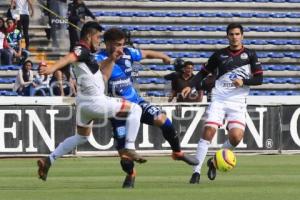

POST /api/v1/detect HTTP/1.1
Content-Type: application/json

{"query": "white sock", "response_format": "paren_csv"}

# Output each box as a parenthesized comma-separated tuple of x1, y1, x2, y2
(49, 134, 89, 164)
(193, 138, 210, 174)
(222, 139, 235, 150)
(124, 103, 142, 150)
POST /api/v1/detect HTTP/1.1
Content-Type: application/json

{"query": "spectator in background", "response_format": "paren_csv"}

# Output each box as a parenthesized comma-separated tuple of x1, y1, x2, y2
(32, 61, 51, 96)
(0, 17, 13, 66)
(11, 0, 34, 50)
(13, 59, 36, 95)
(6, 18, 29, 65)
(168, 61, 203, 102)
(49, 66, 76, 96)
(67, 0, 96, 51)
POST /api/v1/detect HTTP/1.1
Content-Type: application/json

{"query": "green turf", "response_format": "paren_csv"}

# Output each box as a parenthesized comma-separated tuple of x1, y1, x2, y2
(0, 155, 300, 200)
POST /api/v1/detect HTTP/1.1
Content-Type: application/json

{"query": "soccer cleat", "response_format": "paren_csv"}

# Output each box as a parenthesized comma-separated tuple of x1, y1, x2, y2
(172, 151, 199, 166)
(189, 172, 200, 184)
(207, 157, 217, 180)
(119, 148, 147, 164)
(122, 169, 136, 188)
(37, 157, 51, 181)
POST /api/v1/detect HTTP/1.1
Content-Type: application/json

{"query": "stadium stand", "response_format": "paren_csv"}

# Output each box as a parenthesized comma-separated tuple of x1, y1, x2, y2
(0, 0, 299, 98)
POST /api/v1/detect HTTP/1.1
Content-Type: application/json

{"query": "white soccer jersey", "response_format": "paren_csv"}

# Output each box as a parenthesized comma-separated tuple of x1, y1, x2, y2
(205, 47, 262, 103)
(72, 43, 105, 98)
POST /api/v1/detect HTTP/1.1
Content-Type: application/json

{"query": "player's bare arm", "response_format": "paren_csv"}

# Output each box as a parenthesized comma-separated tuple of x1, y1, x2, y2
(100, 46, 124, 82)
(39, 53, 77, 75)
(141, 50, 171, 64)
(232, 79, 244, 87)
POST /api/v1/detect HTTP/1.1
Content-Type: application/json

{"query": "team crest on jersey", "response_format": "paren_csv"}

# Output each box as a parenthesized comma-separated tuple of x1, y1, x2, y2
(125, 60, 132, 68)
(240, 53, 248, 60)
(74, 46, 82, 57)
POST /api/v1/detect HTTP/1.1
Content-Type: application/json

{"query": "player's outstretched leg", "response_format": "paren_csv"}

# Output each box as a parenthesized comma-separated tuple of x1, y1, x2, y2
(37, 157, 51, 181)
(159, 117, 199, 165)
(172, 151, 199, 166)
(189, 172, 200, 184)
(119, 148, 147, 163)
(207, 157, 217, 180)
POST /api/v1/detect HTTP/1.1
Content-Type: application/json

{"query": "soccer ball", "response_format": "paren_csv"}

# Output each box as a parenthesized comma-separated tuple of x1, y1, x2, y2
(213, 149, 237, 172)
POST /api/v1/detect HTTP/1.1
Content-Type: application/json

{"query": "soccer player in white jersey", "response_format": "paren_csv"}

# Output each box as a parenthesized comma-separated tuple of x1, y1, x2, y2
(37, 21, 146, 181)
(182, 23, 263, 184)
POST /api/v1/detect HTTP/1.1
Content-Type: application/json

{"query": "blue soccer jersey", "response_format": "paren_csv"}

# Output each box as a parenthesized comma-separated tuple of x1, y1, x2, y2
(95, 47, 144, 103)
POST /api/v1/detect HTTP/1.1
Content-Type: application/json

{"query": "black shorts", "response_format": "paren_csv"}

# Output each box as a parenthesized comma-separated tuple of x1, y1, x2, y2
(110, 101, 163, 150)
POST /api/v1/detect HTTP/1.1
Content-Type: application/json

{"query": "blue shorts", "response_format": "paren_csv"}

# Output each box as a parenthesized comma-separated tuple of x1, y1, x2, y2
(111, 101, 163, 150)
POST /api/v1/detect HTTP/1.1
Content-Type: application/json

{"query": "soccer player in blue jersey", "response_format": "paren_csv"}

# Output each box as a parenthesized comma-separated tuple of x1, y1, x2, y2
(95, 28, 199, 188)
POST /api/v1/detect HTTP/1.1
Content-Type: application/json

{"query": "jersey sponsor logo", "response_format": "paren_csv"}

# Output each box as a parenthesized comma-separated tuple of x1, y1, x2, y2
(240, 53, 248, 60)
(124, 59, 132, 69)
(220, 54, 229, 58)
(122, 54, 131, 59)
(74, 46, 82, 57)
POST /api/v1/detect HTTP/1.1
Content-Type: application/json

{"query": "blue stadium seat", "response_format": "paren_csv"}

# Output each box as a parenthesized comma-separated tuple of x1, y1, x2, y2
(287, 53, 300, 58)
(233, 13, 253, 18)
(135, 12, 150, 17)
(286, 13, 300, 19)
(184, 13, 202, 17)
(285, 78, 300, 84)
(270, 13, 287, 18)
(119, 12, 136, 17)
(270, 27, 288, 32)
(286, 40, 300, 45)
(146, 91, 166, 97)
(268, 39, 288, 45)
(167, 13, 184, 17)
(268, 52, 285, 58)
(250, 90, 266, 96)
(201, 13, 217, 17)
(150, 12, 167, 17)
(257, 52, 269, 58)
(216, 13, 233, 18)
(184, 26, 202, 31)
(150, 26, 168, 31)
(288, 27, 300, 32)
(254, 13, 270, 18)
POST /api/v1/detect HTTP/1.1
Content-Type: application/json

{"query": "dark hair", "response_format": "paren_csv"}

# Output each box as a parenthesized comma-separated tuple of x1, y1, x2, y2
(0, 17, 5, 32)
(184, 61, 194, 68)
(226, 23, 244, 35)
(103, 28, 126, 43)
(22, 60, 33, 82)
(80, 21, 103, 39)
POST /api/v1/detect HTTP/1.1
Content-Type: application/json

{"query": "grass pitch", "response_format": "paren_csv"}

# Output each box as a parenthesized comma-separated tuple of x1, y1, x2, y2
(0, 155, 300, 200)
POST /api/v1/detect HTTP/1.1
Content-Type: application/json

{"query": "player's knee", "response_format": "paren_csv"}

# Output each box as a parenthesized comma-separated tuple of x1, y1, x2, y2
(75, 134, 90, 145)
(228, 124, 245, 146)
(154, 113, 167, 127)
(120, 158, 134, 174)
(202, 125, 217, 141)
(130, 103, 142, 117)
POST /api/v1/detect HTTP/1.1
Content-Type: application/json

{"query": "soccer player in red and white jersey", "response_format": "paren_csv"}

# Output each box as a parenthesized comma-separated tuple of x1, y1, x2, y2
(37, 21, 146, 182)
(183, 23, 263, 184)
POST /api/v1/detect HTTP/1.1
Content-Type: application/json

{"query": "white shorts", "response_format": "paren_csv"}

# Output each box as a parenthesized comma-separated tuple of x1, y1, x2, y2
(205, 100, 246, 130)
(75, 96, 125, 127)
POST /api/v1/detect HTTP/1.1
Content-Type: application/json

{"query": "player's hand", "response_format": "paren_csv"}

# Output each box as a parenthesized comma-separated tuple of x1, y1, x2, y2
(232, 79, 244, 87)
(181, 87, 192, 98)
(110, 46, 124, 61)
(39, 64, 54, 75)
(162, 56, 171, 65)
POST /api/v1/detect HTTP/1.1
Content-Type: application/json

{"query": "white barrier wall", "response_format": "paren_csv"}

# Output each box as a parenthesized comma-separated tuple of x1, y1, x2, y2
(0, 96, 299, 156)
